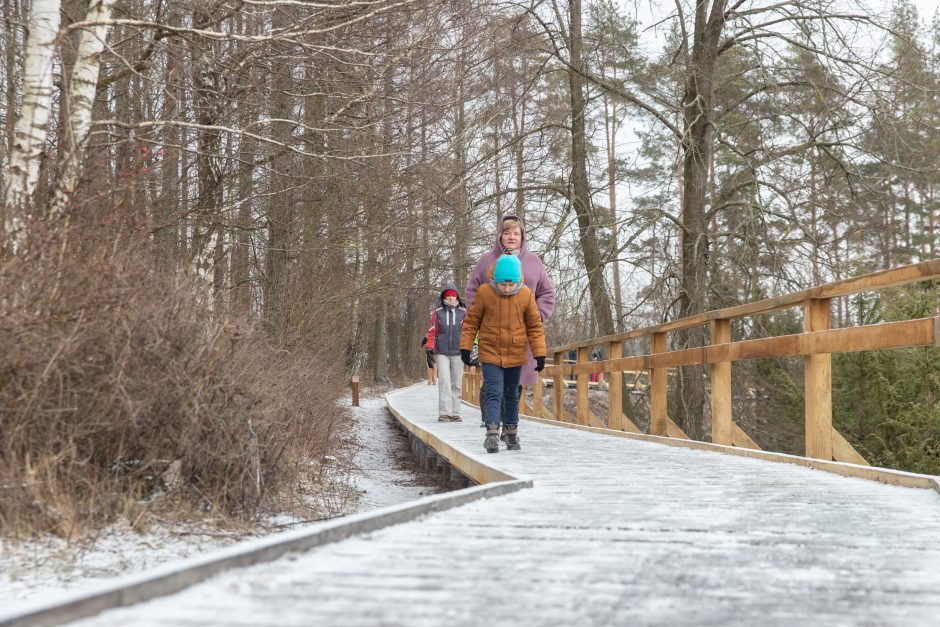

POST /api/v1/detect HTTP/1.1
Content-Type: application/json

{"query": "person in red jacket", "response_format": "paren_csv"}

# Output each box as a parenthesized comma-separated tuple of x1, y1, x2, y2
(421, 330, 436, 385)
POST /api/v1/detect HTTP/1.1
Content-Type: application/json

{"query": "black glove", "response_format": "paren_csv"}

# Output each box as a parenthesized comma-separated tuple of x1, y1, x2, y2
(461, 349, 472, 366)
(535, 356, 545, 372)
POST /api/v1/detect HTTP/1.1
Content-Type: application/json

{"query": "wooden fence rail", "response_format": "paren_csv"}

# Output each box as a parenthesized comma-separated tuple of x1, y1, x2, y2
(463, 258, 940, 464)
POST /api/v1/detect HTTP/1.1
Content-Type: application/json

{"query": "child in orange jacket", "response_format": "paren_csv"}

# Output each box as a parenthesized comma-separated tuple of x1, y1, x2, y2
(460, 254, 546, 453)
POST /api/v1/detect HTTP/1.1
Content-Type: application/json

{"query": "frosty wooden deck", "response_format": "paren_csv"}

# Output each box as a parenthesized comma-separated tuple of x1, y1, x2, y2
(62, 382, 940, 626)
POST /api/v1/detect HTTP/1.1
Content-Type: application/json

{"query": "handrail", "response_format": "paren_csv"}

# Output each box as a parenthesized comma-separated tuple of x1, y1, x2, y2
(463, 257, 940, 465)
(551, 258, 940, 354)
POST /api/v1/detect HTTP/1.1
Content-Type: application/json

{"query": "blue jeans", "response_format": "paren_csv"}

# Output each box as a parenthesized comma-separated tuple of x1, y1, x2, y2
(482, 363, 521, 428)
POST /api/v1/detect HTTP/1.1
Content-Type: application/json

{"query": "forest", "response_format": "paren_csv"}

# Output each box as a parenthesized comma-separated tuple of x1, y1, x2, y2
(2, 0, 939, 537)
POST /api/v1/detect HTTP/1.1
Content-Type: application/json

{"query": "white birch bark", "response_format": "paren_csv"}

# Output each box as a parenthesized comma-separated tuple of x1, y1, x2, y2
(50, 0, 116, 215)
(2, 0, 61, 244)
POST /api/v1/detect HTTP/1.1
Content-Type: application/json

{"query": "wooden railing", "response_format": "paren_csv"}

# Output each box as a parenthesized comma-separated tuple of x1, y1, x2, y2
(464, 258, 940, 464)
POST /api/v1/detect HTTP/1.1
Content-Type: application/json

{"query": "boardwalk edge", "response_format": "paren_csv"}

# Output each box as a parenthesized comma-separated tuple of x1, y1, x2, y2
(0, 463, 529, 627)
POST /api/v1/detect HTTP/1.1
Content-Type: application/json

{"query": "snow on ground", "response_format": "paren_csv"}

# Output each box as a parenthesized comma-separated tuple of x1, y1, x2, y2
(0, 388, 442, 609)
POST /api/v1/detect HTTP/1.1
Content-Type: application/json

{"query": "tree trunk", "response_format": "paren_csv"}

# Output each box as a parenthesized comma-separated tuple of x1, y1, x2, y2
(675, 0, 725, 440)
(2, 0, 60, 245)
(50, 0, 117, 215)
(604, 89, 624, 332)
(567, 0, 615, 336)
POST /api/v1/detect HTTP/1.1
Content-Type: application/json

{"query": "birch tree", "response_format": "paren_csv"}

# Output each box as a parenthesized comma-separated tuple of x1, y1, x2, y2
(50, 0, 117, 215)
(2, 0, 60, 246)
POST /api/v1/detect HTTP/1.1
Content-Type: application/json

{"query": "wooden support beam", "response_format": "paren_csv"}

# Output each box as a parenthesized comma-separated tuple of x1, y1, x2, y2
(608, 340, 623, 431)
(619, 413, 642, 433)
(731, 422, 760, 450)
(665, 416, 690, 439)
(804, 298, 833, 460)
(351, 375, 360, 407)
(553, 351, 565, 423)
(650, 333, 668, 436)
(711, 319, 732, 446)
(833, 428, 869, 466)
(576, 346, 589, 426)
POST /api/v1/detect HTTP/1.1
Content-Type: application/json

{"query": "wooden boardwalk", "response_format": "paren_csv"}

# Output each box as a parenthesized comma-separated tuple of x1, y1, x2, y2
(69, 383, 940, 626)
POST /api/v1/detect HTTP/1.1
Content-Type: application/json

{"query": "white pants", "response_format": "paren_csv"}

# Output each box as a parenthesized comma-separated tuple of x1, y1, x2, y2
(435, 353, 464, 416)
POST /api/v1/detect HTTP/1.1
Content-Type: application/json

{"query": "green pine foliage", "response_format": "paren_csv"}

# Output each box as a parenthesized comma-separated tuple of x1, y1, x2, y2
(833, 286, 940, 474)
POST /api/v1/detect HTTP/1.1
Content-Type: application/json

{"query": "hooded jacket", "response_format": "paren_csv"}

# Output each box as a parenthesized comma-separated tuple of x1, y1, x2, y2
(460, 280, 547, 368)
(465, 215, 556, 383)
(426, 282, 466, 357)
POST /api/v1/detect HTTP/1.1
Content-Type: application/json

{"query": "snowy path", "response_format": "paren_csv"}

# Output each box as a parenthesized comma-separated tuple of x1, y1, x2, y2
(67, 384, 940, 626)
(0, 394, 433, 612)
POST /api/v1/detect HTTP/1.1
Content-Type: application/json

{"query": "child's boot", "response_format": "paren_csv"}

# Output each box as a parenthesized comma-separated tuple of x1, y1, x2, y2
(484, 424, 500, 453)
(505, 425, 521, 451)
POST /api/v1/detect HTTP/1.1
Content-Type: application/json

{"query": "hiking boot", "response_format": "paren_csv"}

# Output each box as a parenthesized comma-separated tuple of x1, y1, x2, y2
(500, 424, 508, 442)
(484, 424, 500, 453)
(505, 425, 521, 451)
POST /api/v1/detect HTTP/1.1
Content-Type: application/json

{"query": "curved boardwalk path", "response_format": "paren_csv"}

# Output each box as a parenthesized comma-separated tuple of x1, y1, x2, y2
(72, 384, 940, 626)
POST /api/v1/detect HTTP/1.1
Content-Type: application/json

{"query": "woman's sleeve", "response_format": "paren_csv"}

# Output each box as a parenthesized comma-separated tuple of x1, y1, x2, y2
(534, 262, 556, 321)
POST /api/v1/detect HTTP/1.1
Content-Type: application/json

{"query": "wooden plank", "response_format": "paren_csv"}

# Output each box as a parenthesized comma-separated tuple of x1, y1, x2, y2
(548, 258, 940, 355)
(804, 298, 833, 461)
(577, 346, 589, 426)
(833, 428, 869, 466)
(553, 351, 565, 423)
(731, 422, 761, 450)
(608, 341, 623, 431)
(711, 319, 732, 446)
(649, 333, 667, 436)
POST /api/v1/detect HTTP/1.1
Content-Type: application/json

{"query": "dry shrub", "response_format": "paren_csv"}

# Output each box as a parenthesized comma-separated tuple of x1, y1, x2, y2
(0, 223, 346, 540)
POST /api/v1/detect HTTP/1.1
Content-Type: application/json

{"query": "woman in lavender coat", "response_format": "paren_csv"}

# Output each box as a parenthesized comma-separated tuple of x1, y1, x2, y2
(465, 214, 556, 390)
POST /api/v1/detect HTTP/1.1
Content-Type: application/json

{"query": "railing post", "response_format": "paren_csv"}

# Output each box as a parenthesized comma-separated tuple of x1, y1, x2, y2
(577, 346, 589, 425)
(519, 385, 532, 416)
(533, 369, 544, 418)
(710, 319, 732, 445)
(351, 375, 360, 407)
(649, 332, 668, 436)
(804, 297, 833, 460)
(608, 340, 622, 430)
(554, 351, 565, 421)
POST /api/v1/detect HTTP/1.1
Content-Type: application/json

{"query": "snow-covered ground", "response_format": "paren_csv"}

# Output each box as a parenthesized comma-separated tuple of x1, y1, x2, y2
(0, 390, 442, 609)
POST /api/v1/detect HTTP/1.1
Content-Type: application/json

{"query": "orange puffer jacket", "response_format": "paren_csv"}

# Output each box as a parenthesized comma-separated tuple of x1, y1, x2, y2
(460, 282, 547, 368)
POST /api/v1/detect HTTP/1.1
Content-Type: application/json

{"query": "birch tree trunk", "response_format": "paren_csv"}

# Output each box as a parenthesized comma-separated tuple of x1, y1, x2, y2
(50, 0, 116, 215)
(2, 0, 60, 245)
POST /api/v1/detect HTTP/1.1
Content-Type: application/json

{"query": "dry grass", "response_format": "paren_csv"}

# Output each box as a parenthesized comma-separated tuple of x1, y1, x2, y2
(0, 224, 347, 541)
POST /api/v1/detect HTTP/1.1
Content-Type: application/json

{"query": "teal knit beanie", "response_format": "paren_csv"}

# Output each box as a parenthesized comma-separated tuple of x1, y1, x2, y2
(493, 254, 521, 283)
